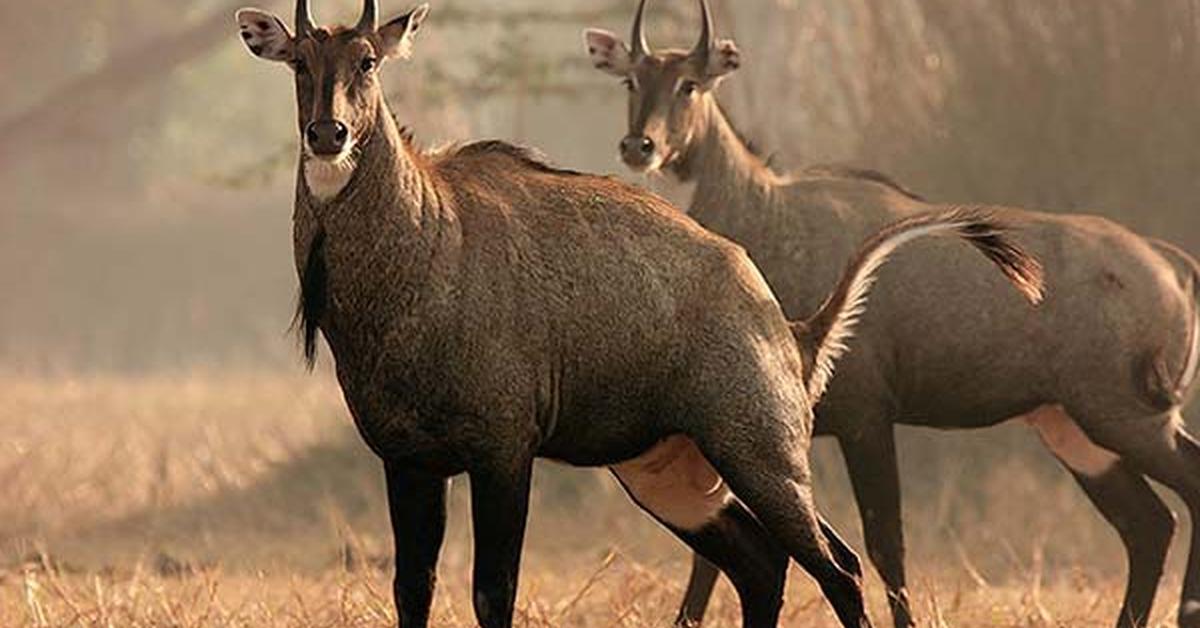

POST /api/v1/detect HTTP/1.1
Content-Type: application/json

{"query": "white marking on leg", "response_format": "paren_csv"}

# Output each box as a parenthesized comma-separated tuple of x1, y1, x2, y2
(1182, 599, 1200, 618)
(612, 435, 732, 531)
(1024, 405, 1119, 477)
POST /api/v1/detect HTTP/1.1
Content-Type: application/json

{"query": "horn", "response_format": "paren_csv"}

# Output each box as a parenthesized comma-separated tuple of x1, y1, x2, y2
(356, 0, 377, 32)
(296, 0, 315, 36)
(631, 0, 651, 58)
(692, 0, 714, 56)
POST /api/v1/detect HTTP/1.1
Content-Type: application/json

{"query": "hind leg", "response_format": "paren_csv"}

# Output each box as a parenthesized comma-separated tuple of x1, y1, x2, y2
(675, 503, 789, 627)
(1067, 409, 1200, 627)
(672, 515, 863, 627)
(676, 554, 720, 627)
(1028, 406, 1175, 628)
(1072, 463, 1175, 628)
(693, 422, 871, 628)
(614, 436, 787, 627)
(1122, 429, 1200, 628)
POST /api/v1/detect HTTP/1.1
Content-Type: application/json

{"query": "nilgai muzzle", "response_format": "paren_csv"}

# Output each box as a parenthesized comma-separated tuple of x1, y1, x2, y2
(236, 2, 1043, 627)
(585, 2, 1200, 627)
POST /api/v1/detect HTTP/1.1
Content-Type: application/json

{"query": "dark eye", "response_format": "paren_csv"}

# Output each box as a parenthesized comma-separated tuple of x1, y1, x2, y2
(679, 80, 700, 96)
(622, 77, 637, 93)
(360, 57, 377, 74)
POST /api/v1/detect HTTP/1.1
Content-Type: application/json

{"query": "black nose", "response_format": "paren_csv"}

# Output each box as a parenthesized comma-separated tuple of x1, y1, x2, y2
(306, 120, 350, 156)
(620, 135, 655, 160)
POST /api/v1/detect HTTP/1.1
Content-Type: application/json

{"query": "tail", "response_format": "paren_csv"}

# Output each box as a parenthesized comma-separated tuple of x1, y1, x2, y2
(797, 207, 1045, 405)
(1146, 238, 1200, 403)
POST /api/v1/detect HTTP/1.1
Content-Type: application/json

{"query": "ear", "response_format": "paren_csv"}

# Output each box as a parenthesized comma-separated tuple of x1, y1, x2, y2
(236, 9, 295, 63)
(702, 38, 741, 81)
(378, 4, 431, 60)
(584, 29, 633, 77)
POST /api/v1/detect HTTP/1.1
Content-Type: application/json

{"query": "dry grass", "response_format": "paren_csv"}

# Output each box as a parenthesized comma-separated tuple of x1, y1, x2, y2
(0, 373, 1188, 626)
(0, 552, 1161, 627)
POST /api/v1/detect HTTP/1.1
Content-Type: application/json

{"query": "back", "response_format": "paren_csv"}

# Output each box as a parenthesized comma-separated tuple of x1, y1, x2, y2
(426, 143, 803, 456)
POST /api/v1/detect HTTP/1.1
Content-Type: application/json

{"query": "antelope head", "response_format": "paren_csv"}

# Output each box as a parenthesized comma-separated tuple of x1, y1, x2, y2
(236, 0, 430, 200)
(584, 0, 741, 172)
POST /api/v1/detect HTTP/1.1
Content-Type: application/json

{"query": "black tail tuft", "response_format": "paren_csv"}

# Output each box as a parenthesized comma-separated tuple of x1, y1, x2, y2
(955, 217, 1046, 305)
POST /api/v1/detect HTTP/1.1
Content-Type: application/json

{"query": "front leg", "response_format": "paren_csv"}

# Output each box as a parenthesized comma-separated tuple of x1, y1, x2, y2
(839, 426, 913, 628)
(385, 462, 449, 628)
(469, 457, 534, 628)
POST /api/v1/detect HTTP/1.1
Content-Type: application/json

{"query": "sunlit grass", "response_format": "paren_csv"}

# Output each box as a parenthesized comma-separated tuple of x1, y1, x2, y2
(0, 554, 1164, 627)
(0, 374, 1186, 626)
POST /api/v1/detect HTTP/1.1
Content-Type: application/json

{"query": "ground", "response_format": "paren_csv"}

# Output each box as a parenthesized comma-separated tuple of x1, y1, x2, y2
(0, 373, 1189, 626)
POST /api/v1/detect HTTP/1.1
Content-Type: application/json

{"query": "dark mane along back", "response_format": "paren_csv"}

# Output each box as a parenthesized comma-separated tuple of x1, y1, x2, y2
(715, 102, 924, 199)
(802, 164, 927, 202)
(445, 140, 587, 177)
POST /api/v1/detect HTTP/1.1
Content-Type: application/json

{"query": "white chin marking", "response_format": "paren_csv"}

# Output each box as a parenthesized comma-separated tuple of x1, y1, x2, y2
(612, 435, 732, 531)
(1024, 405, 1119, 477)
(622, 153, 665, 175)
(304, 151, 357, 202)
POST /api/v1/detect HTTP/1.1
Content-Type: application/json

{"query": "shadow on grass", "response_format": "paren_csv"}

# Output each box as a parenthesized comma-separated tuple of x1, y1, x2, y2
(37, 427, 386, 572)
(38, 427, 652, 575)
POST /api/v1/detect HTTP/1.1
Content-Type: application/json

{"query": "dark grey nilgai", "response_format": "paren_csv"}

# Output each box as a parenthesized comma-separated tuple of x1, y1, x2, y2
(584, 2, 1200, 627)
(235, 1, 1044, 627)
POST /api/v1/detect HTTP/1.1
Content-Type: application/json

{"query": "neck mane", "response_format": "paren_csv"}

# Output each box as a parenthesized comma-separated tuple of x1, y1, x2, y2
(670, 95, 781, 192)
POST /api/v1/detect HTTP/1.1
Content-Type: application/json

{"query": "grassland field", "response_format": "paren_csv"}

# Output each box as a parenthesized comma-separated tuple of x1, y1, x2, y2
(0, 372, 1192, 627)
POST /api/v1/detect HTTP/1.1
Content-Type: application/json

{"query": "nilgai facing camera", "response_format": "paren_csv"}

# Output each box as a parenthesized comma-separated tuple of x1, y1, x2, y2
(236, 2, 1043, 626)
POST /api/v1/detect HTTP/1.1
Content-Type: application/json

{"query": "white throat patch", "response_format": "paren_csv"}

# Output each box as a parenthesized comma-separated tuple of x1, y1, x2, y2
(304, 152, 357, 202)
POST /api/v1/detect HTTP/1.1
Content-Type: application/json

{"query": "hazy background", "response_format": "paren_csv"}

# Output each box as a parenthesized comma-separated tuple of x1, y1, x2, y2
(5, 0, 1199, 373)
(2, 0, 1199, 624)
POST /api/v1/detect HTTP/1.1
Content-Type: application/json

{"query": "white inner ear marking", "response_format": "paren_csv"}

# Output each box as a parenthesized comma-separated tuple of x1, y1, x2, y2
(703, 38, 741, 80)
(304, 154, 357, 202)
(583, 29, 632, 76)
(236, 10, 292, 61)
(612, 435, 732, 531)
(1024, 405, 1119, 477)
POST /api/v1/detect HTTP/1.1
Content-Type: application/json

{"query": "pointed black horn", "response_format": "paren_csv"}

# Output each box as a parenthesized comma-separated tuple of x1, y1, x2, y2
(356, 0, 377, 32)
(692, 0, 714, 56)
(631, 0, 651, 58)
(296, 0, 315, 36)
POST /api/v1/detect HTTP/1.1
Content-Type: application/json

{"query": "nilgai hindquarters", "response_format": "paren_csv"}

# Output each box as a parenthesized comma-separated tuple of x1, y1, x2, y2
(585, 2, 1200, 628)
(236, 2, 1043, 627)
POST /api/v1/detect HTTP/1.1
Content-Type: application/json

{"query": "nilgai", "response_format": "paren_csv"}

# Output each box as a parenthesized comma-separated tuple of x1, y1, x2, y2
(235, 1, 1042, 626)
(584, 1, 1200, 627)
